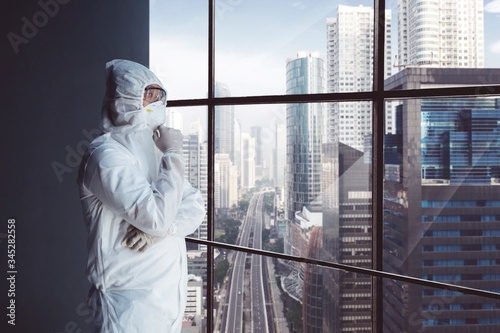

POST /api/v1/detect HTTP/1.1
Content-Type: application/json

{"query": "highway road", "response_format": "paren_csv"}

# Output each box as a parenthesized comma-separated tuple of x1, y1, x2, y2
(250, 193, 268, 333)
(223, 192, 269, 333)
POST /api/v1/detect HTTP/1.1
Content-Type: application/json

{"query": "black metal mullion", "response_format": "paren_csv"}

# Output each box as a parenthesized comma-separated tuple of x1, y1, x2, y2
(167, 84, 500, 108)
(207, 0, 215, 332)
(372, 0, 386, 331)
(175, 2, 500, 332)
(186, 237, 500, 301)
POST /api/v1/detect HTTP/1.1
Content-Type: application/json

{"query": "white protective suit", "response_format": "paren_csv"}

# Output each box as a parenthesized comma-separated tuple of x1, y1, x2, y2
(77, 59, 205, 333)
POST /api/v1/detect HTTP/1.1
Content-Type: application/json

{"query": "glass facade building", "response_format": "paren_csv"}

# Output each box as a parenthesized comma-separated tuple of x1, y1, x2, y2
(285, 51, 325, 220)
(421, 98, 500, 185)
(303, 226, 324, 333)
(149, 1, 500, 332)
(383, 68, 500, 332)
(323, 141, 373, 333)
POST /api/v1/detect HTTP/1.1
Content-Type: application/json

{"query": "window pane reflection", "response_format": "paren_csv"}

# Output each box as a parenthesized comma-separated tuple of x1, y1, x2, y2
(212, 101, 373, 266)
(214, 250, 373, 332)
(215, 0, 378, 97)
(386, 0, 500, 90)
(384, 279, 500, 332)
(383, 93, 500, 331)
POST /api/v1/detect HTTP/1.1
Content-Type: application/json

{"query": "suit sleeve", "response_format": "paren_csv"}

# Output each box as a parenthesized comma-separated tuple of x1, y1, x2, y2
(169, 179, 206, 237)
(82, 145, 186, 237)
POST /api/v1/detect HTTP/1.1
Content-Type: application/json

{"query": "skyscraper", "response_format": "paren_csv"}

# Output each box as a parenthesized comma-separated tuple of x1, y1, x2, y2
(251, 126, 263, 167)
(215, 82, 234, 159)
(166, 108, 184, 131)
(303, 226, 324, 333)
(251, 126, 265, 181)
(275, 122, 286, 186)
(214, 153, 238, 209)
(398, 0, 484, 68)
(383, 68, 500, 332)
(233, 118, 241, 187)
(240, 132, 256, 189)
(285, 51, 325, 220)
(183, 121, 208, 251)
(326, 5, 393, 149)
(322, 141, 373, 333)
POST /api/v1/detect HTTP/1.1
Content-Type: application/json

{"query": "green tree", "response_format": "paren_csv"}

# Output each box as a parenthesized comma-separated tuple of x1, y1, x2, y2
(273, 238, 284, 253)
(215, 218, 241, 245)
(214, 259, 229, 285)
(284, 297, 303, 332)
(238, 199, 249, 214)
(264, 192, 275, 214)
(262, 229, 271, 248)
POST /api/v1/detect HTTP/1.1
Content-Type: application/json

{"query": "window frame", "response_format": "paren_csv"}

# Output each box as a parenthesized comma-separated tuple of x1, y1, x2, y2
(161, 0, 500, 331)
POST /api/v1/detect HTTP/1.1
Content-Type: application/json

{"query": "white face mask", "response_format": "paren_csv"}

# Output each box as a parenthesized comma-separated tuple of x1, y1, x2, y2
(143, 101, 166, 129)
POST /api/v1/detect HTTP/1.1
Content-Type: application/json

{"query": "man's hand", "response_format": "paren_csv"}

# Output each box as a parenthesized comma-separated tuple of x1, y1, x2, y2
(121, 225, 164, 252)
(153, 125, 183, 154)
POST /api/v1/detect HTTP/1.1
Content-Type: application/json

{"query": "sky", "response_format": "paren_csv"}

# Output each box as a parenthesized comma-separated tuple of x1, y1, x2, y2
(150, 0, 500, 134)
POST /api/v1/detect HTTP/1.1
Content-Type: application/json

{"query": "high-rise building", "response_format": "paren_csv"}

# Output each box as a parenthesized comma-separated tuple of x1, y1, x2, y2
(275, 122, 286, 186)
(303, 226, 324, 333)
(322, 141, 373, 333)
(166, 108, 184, 131)
(184, 121, 208, 251)
(214, 153, 238, 209)
(282, 214, 311, 302)
(326, 5, 393, 149)
(251, 126, 265, 181)
(215, 82, 234, 160)
(185, 275, 204, 318)
(251, 126, 263, 167)
(187, 250, 208, 284)
(398, 0, 484, 68)
(233, 118, 241, 187)
(285, 51, 325, 220)
(240, 132, 256, 189)
(383, 68, 500, 332)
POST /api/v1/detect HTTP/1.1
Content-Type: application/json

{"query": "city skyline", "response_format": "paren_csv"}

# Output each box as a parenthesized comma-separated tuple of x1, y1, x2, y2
(383, 68, 500, 332)
(150, 1, 500, 332)
(151, 0, 500, 101)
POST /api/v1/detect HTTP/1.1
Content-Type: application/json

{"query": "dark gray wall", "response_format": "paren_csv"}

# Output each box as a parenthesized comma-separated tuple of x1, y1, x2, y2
(1, 1, 148, 331)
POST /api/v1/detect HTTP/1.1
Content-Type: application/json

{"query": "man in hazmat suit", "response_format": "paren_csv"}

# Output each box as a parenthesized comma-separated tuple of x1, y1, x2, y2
(77, 59, 206, 332)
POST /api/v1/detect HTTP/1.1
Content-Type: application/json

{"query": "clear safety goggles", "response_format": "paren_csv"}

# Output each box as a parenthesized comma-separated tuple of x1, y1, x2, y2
(144, 87, 167, 105)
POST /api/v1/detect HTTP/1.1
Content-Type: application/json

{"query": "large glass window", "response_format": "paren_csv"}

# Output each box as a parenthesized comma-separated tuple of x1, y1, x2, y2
(152, 0, 500, 332)
(214, 0, 375, 97)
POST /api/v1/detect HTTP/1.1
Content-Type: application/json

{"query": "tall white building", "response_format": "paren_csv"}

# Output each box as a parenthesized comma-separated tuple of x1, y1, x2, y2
(398, 0, 484, 68)
(214, 153, 238, 209)
(233, 118, 241, 187)
(215, 82, 234, 160)
(183, 121, 208, 251)
(166, 108, 184, 131)
(184, 275, 204, 318)
(240, 133, 256, 189)
(327, 5, 393, 149)
(251, 126, 265, 181)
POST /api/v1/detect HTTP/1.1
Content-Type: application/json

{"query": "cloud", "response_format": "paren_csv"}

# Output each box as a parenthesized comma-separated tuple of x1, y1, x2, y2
(215, 50, 286, 97)
(489, 40, 500, 54)
(150, 35, 208, 100)
(485, 0, 500, 13)
(151, 33, 287, 100)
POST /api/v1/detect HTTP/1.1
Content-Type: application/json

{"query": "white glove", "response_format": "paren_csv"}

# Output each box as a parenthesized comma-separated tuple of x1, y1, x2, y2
(153, 124, 183, 154)
(121, 225, 164, 252)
